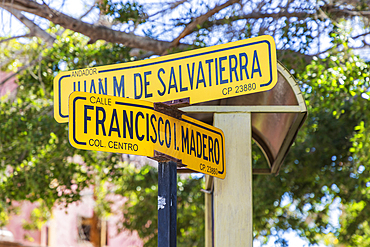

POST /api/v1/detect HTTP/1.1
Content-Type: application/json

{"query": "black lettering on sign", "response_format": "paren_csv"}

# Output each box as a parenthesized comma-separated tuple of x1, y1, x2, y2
(72, 68, 97, 77)
(123, 110, 134, 139)
(135, 112, 145, 141)
(96, 107, 106, 136)
(113, 75, 125, 97)
(150, 114, 157, 143)
(108, 109, 121, 137)
(164, 119, 171, 148)
(181, 126, 189, 154)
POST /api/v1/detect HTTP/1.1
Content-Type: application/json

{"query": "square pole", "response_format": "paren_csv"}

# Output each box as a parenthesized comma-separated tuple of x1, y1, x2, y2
(212, 112, 253, 246)
(158, 161, 177, 247)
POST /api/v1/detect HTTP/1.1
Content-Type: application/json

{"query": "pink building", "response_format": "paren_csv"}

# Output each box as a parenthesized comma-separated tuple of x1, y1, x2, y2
(0, 71, 17, 99)
(4, 191, 143, 247)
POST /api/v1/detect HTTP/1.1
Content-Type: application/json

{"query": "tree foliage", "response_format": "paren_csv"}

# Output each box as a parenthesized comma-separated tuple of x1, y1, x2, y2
(1, 0, 370, 246)
(253, 43, 370, 245)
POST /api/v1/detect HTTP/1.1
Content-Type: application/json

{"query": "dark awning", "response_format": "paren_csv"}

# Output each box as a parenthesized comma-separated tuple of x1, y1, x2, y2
(180, 61, 307, 175)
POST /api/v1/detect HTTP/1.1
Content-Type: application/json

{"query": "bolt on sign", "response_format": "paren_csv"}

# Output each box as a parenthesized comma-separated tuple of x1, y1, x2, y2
(69, 92, 226, 179)
(56, 35, 277, 123)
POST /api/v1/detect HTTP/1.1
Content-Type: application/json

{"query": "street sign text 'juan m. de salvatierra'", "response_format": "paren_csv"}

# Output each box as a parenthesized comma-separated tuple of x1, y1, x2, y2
(69, 92, 226, 179)
(56, 35, 277, 123)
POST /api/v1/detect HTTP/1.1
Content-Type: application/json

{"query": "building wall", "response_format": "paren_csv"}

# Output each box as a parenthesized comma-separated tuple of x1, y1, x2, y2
(0, 71, 17, 99)
(6, 190, 143, 247)
(6, 201, 42, 246)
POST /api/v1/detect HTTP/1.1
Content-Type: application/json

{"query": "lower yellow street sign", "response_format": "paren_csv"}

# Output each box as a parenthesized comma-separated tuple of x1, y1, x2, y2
(56, 35, 277, 123)
(69, 91, 226, 179)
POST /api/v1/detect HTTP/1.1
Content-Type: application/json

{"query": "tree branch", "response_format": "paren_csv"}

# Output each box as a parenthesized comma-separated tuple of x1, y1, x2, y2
(79, 2, 96, 20)
(199, 9, 314, 29)
(171, 0, 241, 47)
(0, 34, 31, 44)
(147, 0, 188, 19)
(352, 32, 370, 40)
(0, 0, 189, 54)
(2, 6, 55, 47)
(129, 48, 155, 59)
(321, 4, 370, 19)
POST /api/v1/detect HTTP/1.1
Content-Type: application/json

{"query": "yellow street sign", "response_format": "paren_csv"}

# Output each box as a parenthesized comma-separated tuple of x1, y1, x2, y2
(69, 92, 226, 179)
(56, 35, 277, 123)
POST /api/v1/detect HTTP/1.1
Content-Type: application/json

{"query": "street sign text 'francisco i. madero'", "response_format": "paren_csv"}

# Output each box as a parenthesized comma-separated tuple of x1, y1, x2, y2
(69, 92, 226, 179)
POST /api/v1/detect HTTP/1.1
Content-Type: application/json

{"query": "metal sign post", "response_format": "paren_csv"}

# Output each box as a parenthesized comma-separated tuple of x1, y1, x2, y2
(158, 161, 177, 247)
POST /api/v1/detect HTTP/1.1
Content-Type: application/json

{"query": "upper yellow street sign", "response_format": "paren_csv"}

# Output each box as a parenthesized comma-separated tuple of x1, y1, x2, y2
(55, 35, 277, 123)
(69, 92, 226, 179)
